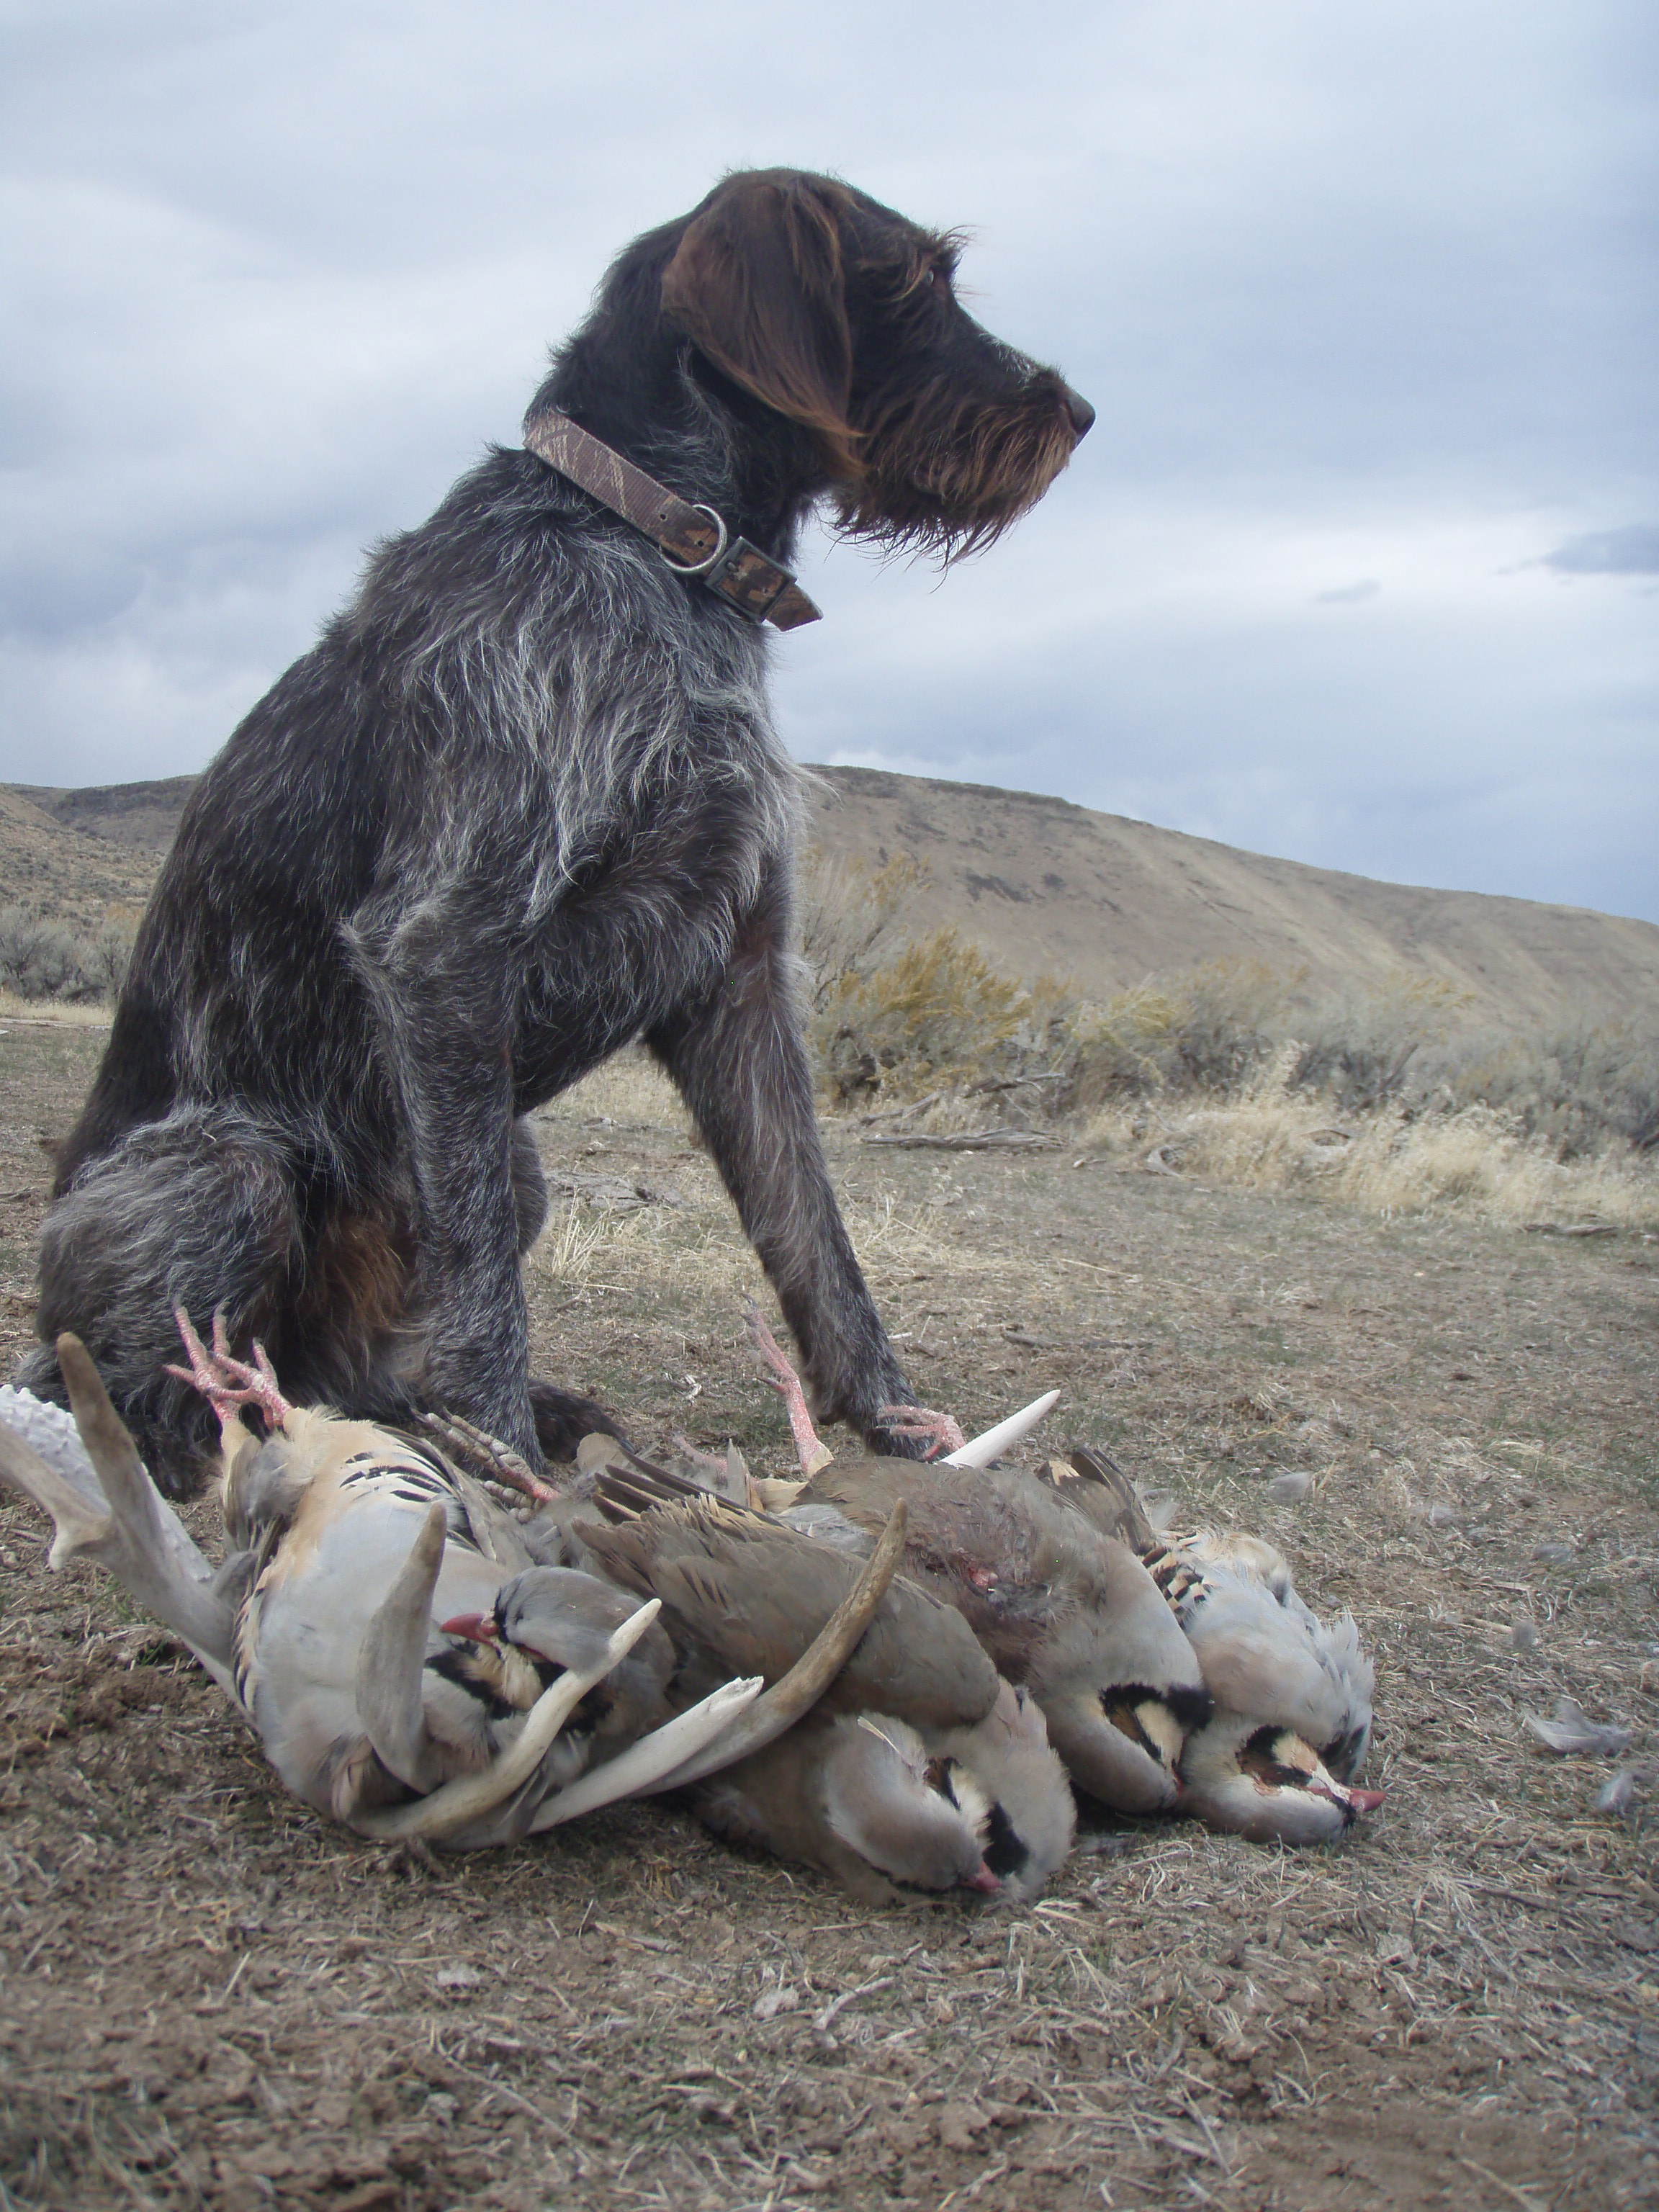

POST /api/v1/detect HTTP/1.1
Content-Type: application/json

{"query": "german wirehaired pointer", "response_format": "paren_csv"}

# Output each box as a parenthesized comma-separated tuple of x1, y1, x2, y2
(24, 168, 1092, 1493)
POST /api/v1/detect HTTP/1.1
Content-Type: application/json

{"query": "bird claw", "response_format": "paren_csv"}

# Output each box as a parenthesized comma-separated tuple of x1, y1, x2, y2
(418, 1411, 561, 1505)
(875, 1405, 967, 1461)
(165, 1305, 292, 1438)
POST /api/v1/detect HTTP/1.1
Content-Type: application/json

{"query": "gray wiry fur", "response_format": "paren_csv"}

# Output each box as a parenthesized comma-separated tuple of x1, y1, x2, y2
(22, 169, 1089, 1493)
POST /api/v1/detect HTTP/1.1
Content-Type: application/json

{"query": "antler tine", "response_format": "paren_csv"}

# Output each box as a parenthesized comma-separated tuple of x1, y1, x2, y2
(354, 1503, 452, 1792)
(635, 1498, 909, 1793)
(941, 1389, 1060, 1469)
(528, 1675, 765, 1830)
(0, 1337, 238, 1689)
(0, 1399, 112, 1564)
(354, 1598, 664, 1843)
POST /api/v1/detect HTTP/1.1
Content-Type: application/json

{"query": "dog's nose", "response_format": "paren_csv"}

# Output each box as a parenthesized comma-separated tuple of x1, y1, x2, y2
(1061, 385, 1095, 440)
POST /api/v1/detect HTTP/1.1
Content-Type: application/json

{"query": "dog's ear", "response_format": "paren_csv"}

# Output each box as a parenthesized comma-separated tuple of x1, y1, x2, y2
(662, 173, 857, 474)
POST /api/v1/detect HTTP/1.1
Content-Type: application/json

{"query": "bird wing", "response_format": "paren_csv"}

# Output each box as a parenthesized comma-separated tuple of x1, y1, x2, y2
(1181, 1571, 1359, 1747)
(1047, 1447, 1161, 1551)
(582, 1503, 999, 1729)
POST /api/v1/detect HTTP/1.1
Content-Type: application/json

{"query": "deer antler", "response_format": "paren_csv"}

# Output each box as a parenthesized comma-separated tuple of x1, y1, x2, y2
(0, 1337, 238, 1694)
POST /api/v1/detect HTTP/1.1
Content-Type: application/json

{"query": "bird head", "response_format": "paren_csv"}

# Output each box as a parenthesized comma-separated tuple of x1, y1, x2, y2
(441, 1565, 674, 1741)
(1043, 1679, 1213, 1816)
(926, 1682, 1077, 1905)
(1178, 1714, 1385, 1845)
(822, 1715, 1002, 1897)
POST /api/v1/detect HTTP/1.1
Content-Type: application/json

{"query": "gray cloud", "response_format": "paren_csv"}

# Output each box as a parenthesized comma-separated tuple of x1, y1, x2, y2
(1, 0, 1655, 925)
(1542, 525, 1659, 575)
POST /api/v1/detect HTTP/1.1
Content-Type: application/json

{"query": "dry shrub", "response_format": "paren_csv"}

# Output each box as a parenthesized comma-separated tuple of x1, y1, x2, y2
(1084, 1049, 1659, 1230)
(1065, 963, 1287, 1110)
(1413, 1020, 1659, 1158)
(0, 904, 133, 1003)
(798, 848, 1076, 1102)
(1287, 973, 1473, 1110)
(796, 848, 930, 1010)
(813, 924, 1071, 1101)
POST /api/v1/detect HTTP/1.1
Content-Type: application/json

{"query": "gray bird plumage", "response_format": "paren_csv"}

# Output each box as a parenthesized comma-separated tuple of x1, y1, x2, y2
(583, 1493, 1075, 1903)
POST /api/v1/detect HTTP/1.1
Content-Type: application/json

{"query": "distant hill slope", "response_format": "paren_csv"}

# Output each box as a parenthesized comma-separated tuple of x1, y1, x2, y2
(17, 777, 198, 855)
(807, 768, 1659, 1028)
(7, 767, 1658, 1030)
(0, 786, 159, 935)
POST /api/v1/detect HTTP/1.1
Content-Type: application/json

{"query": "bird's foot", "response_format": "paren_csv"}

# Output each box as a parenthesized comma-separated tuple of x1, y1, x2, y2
(418, 1411, 562, 1505)
(670, 1432, 730, 1476)
(874, 1404, 967, 1461)
(742, 1304, 833, 1476)
(165, 1305, 291, 1438)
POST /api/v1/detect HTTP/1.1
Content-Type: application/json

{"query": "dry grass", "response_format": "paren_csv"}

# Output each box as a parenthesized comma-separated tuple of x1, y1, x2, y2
(0, 992, 113, 1028)
(1, 1020, 1656, 2209)
(1082, 1048, 1659, 1231)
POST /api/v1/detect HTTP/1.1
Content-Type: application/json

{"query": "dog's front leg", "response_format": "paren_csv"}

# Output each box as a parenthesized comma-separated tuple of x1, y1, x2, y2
(350, 919, 539, 1462)
(646, 889, 924, 1457)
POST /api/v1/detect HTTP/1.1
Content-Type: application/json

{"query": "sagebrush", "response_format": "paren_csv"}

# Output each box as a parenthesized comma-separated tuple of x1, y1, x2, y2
(795, 846, 1658, 1226)
(0, 905, 132, 1003)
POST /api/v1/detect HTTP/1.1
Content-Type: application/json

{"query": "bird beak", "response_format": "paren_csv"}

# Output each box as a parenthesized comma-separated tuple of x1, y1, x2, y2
(1311, 1779, 1385, 1817)
(439, 1611, 497, 1642)
(961, 1863, 1002, 1895)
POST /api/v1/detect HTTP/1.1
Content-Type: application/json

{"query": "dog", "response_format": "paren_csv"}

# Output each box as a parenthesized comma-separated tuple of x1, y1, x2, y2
(23, 168, 1092, 1495)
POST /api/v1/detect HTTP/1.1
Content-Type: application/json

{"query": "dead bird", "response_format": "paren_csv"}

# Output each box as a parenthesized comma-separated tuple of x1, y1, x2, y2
(582, 1490, 1075, 1905)
(712, 1318, 1210, 1815)
(781, 1453, 1210, 1817)
(1044, 1447, 1376, 1794)
(697, 1689, 1064, 1908)
(1177, 1716, 1385, 1845)
(0, 1321, 774, 1848)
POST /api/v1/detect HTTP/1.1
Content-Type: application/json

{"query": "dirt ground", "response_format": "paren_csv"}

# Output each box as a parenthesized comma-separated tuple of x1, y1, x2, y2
(0, 1019, 1654, 2212)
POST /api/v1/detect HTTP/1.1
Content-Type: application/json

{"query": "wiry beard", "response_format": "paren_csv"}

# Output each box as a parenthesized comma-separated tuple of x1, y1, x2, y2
(832, 374, 1082, 562)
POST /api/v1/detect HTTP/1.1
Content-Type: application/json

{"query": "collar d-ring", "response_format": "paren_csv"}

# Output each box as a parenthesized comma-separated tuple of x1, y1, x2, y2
(657, 504, 729, 577)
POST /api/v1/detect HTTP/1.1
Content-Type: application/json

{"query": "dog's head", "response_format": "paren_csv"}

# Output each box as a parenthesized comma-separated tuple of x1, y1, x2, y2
(660, 168, 1092, 557)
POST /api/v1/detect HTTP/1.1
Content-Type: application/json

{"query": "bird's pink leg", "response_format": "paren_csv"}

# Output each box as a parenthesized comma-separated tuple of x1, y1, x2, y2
(670, 1433, 730, 1475)
(743, 1304, 831, 1476)
(165, 1305, 292, 1439)
(875, 1406, 967, 1461)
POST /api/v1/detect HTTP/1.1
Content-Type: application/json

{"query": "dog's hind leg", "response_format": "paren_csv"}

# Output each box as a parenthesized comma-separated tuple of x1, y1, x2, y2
(17, 1105, 304, 1497)
(647, 878, 925, 1457)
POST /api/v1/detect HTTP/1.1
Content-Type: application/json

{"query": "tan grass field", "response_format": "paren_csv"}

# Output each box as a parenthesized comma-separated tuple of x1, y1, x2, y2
(1, 1021, 1654, 2211)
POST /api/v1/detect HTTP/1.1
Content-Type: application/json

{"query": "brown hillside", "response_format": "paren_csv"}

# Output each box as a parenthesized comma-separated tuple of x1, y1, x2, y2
(0, 786, 158, 935)
(807, 766, 1659, 1027)
(15, 775, 198, 854)
(6, 765, 1658, 1028)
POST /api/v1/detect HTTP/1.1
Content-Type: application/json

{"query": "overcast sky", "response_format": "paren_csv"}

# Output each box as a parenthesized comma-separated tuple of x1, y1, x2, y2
(4, 1, 1655, 921)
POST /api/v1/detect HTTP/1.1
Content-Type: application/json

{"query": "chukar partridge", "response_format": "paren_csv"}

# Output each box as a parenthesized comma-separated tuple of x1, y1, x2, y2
(581, 1488, 1076, 1905)
(1046, 1448, 1382, 1841)
(0, 1321, 903, 1848)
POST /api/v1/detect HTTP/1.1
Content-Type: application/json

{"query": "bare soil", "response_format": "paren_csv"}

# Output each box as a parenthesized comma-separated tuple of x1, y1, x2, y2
(1, 1023, 1654, 2211)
